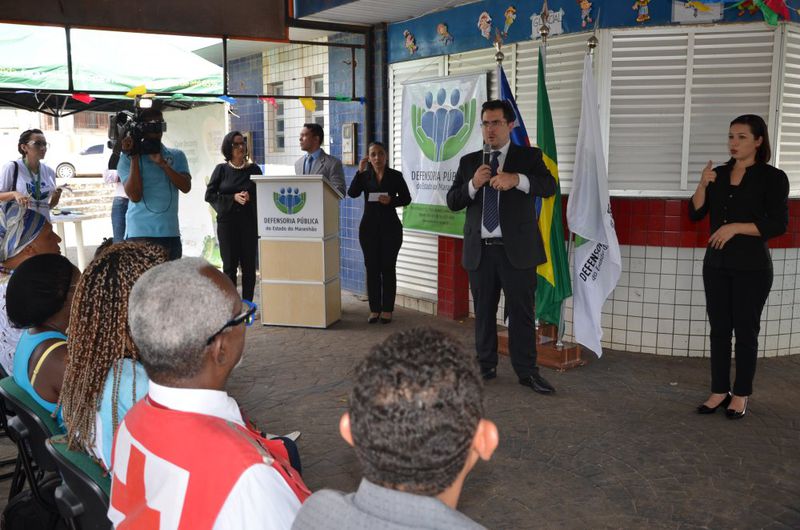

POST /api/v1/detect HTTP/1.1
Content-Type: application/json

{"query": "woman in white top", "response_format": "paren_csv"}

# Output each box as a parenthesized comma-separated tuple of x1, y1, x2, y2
(0, 129, 62, 220)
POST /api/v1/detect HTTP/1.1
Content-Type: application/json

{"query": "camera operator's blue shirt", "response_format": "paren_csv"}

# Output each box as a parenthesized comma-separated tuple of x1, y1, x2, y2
(118, 145, 189, 238)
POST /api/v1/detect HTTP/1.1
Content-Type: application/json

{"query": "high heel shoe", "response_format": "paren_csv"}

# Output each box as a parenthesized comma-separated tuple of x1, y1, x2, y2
(696, 393, 731, 414)
(725, 396, 748, 420)
(380, 312, 392, 324)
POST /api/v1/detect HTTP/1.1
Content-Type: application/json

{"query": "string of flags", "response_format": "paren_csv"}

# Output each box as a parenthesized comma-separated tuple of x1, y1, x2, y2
(22, 86, 366, 107)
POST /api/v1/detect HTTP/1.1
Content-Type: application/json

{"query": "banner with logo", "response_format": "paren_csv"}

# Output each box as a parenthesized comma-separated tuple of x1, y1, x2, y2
(401, 74, 486, 236)
(163, 104, 227, 265)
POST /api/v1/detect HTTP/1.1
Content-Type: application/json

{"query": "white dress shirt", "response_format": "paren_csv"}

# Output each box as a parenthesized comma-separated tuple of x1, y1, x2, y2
(467, 140, 531, 238)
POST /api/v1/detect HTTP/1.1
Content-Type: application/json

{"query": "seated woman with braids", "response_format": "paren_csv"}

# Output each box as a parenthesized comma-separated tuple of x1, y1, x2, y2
(7, 253, 79, 426)
(59, 242, 168, 468)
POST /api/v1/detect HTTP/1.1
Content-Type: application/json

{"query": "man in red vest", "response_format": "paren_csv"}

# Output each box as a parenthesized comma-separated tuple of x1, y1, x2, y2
(108, 257, 309, 530)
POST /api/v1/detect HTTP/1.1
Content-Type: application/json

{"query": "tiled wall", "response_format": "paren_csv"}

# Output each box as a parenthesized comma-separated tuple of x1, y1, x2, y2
(228, 54, 265, 165)
(561, 246, 800, 357)
(455, 197, 800, 356)
(329, 31, 368, 294)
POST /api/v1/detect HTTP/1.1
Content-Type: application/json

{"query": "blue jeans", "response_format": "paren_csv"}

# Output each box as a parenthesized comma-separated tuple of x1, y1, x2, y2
(111, 197, 129, 243)
(126, 236, 182, 261)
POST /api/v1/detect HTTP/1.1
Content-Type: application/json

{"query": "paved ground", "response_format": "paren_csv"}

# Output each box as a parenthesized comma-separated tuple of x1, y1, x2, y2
(2, 291, 799, 529)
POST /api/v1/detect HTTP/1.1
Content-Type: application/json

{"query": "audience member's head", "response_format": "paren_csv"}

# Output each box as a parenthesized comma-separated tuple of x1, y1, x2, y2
(60, 242, 168, 452)
(0, 202, 60, 269)
(6, 254, 78, 330)
(128, 257, 246, 387)
(92, 237, 115, 259)
(341, 327, 498, 500)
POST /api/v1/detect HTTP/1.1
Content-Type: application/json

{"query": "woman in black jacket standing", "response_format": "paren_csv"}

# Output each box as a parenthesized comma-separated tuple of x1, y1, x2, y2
(690, 114, 789, 419)
(348, 142, 411, 324)
(205, 131, 262, 301)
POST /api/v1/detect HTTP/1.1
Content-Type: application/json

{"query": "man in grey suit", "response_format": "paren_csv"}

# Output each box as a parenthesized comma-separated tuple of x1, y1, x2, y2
(292, 327, 498, 530)
(294, 123, 346, 196)
(447, 100, 557, 395)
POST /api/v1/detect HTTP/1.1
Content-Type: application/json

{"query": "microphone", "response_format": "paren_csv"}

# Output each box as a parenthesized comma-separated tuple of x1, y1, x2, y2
(483, 143, 491, 165)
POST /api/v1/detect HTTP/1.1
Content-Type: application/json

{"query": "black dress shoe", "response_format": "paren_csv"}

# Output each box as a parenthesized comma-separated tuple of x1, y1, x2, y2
(725, 397, 748, 420)
(696, 393, 731, 414)
(481, 368, 497, 381)
(519, 374, 555, 394)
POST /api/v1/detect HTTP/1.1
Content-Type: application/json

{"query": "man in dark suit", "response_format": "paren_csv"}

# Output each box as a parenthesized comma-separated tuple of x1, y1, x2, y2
(446, 99, 557, 394)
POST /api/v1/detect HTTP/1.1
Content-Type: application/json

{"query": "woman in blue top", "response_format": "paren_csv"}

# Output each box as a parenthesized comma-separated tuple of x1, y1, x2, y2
(7, 253, 79, 425)
(59, 242, 168, 469)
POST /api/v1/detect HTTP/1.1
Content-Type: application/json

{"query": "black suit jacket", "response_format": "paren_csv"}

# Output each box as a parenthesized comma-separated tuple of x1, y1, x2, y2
(347, 167, 411, 240)
(446, 144, 556, 271)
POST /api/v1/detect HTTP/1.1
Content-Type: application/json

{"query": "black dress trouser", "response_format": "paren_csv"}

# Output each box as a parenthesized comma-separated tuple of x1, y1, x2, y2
(217, 211, 258, 302)
(360, 229, 401, 313)
(703, 264, 773, 396)
(468, 244, 538, 379)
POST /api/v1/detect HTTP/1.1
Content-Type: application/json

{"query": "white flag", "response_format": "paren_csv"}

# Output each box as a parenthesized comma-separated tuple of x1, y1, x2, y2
(566, 53, 621, 357)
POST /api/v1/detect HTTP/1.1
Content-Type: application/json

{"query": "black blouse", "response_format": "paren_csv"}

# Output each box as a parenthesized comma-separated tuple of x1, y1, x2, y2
(689, 161, 789, 270)
(205, 163, 262, 221)
(347, 167, 412, 234)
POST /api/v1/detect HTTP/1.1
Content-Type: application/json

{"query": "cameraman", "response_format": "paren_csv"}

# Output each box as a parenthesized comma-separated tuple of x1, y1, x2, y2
(118, 107, 191, 260)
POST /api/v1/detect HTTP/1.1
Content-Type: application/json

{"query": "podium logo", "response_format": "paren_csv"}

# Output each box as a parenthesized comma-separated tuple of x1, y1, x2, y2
(274, 187, 306, 214)
(411, 87, 477, 162)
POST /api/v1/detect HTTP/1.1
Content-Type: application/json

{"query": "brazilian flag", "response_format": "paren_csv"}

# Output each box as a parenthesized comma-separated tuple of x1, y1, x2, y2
(534, 47, 572, 325)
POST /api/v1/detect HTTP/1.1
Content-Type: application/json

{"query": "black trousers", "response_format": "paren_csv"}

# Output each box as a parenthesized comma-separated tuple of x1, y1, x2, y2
(359, 230, 401, 313)
(217, 213, 258, 302)
(703, 264, 772, 396)
(468, 244, 538, 379)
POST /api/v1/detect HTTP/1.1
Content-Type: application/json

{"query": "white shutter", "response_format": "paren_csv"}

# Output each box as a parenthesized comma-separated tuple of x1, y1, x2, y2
(389, 58, 445, 299)
(687, 27, 776, 190)
(608, 25, 777, 194)
(778, 26, 800, 194)
(608, 30, 690, 192)
(446, 47, 498, 97)
(516, 34, 587, 191)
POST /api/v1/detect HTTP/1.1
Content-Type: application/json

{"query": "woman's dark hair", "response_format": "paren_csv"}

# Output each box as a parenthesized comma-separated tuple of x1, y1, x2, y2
(730, 114, 771, 164)
(18, 129, 44, 156)
(367, 141, 387, 153)
(220, 130, 246, 162)
(7, 254, 75, 329)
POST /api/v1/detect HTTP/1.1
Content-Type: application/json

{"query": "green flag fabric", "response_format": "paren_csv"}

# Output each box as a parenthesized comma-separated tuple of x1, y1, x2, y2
(535, 46, 572, 325)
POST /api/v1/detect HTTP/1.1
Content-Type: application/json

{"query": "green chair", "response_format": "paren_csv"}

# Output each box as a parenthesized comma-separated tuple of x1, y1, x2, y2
(46, 436, 111, 530)
(0, 376, 63, 516)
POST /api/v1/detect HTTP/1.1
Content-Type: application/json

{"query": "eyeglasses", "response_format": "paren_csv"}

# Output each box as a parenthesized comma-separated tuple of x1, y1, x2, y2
(27, 141, 49, 149)
(480, 120, 507, 129)
(205, 299, 257, 345)
(232, 142, 247, 148)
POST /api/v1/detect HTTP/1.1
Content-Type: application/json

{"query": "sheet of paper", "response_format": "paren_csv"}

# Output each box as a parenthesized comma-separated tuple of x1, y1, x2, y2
(368, 192, 389, 202)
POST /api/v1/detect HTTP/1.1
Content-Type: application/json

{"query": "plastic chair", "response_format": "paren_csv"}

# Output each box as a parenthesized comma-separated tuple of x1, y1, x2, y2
(45, 436, 111, 530)
(0, 364, 22, 486)
(0, 376, 63, 516)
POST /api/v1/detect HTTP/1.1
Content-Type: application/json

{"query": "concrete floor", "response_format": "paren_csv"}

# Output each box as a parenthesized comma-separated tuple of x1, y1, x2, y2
(2, 292, 799, 529)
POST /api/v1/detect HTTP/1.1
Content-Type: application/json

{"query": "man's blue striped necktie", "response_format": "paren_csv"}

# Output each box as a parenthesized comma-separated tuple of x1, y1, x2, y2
(482, 151, 501, 232)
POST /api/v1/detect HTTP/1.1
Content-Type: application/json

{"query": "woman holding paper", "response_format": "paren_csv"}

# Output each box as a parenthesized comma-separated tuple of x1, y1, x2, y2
(689, 114, 789, 420)
(348, 142, 411, 324)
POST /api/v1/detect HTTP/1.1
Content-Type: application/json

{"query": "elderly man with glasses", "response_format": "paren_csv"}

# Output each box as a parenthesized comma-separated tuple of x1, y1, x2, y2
(108, 257, 309, 529)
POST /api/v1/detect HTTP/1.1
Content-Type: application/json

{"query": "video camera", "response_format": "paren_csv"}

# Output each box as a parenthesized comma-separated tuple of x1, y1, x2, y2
(108, 110, 166, 157)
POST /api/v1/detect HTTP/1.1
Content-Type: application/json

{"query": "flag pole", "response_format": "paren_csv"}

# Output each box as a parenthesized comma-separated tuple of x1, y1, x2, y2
(558, 14, 601, 349)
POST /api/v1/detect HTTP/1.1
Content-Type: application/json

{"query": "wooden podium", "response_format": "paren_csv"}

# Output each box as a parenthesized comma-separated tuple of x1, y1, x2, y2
(253, 175, 341, 328)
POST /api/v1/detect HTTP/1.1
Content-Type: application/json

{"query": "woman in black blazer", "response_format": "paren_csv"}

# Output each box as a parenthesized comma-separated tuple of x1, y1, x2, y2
(690, 114, 789, 419)
(347, 142, 411, 324)
(205, 131, 262, 302)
